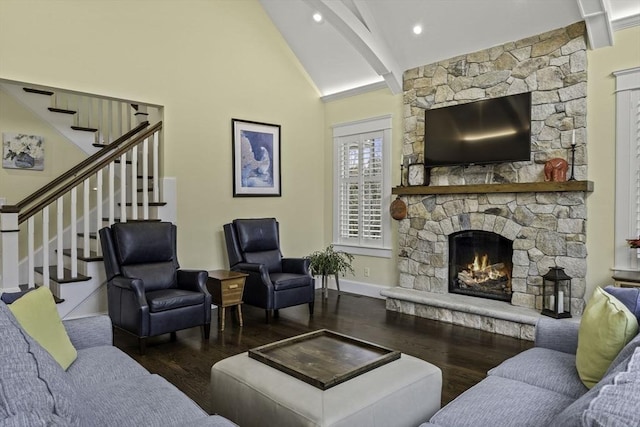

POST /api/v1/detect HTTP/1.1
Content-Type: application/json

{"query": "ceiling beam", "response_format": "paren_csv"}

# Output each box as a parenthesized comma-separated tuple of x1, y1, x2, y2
(304, 0, 403, 94)
(577, 0, 614, 49)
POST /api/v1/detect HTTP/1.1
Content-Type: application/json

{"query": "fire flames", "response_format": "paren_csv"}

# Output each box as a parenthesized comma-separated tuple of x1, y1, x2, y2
(458, 254, 509, 287)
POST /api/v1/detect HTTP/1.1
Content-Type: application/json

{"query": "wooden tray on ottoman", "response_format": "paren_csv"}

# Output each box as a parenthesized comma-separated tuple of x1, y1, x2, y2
(248, 329, 400, 390)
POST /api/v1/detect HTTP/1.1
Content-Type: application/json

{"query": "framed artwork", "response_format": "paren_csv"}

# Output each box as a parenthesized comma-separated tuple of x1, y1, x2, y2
(232, 118, 281, 197)
(2, 133, 44, 170)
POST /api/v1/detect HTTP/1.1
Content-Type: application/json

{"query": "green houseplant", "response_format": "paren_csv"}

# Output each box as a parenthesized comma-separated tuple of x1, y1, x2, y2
(306, 245, 354, 299)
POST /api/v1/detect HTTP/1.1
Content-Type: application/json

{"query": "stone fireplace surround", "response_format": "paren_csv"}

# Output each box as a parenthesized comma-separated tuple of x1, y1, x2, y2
(382, 22, 589, 340)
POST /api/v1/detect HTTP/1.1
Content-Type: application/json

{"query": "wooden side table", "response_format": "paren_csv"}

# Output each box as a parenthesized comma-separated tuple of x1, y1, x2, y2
(207, 270, 248, 331)
(612, 270, 640, 288)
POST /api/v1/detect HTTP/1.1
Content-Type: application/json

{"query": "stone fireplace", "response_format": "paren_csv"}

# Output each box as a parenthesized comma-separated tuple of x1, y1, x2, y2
(382, 22, 590, 340)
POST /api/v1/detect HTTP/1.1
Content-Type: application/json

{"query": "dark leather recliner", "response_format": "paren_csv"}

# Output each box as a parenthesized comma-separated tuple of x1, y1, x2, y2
(223, 218, 314, 322)
(99, 221, 211, 354)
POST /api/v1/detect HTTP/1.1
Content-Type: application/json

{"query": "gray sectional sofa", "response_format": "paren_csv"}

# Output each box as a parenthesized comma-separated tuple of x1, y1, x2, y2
(0, 301, 236, 426)
(422, 316, 640, 427)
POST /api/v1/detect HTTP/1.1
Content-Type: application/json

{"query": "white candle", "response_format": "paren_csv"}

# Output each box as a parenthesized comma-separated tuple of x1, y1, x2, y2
(571, 130, 576, 146)
(557, 291, 564, 313)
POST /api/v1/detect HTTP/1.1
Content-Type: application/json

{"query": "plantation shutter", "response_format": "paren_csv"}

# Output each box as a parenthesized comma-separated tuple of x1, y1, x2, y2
(337, 132, 384, 245)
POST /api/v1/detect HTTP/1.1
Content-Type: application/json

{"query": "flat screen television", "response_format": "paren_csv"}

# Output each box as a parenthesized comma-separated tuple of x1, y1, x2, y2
(424, 92, 531, 167)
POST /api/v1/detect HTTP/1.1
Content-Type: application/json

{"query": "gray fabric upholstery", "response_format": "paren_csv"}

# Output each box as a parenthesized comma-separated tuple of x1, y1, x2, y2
(427, 376, 575, 427)
(534, 316, 580, 354)
(0, 302, 81, 426)
(66, 346, 149, 391)
(80, 374, 211, 426)
(0, 304, 235, 427)
(427, 317, 640, 427)
(488, 347, 588, 398)
(550, 346, 640, 427)
(63, 315, 113, 349)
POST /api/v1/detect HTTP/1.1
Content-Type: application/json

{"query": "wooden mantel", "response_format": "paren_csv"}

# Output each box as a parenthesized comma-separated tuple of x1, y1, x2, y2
(392, 180, 594, 196)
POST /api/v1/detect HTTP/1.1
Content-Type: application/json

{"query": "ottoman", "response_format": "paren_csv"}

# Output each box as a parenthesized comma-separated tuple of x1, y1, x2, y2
(210, 352, 442, 427)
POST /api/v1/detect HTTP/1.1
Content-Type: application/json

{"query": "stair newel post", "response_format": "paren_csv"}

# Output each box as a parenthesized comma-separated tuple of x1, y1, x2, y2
(142, 137, 150, 220)
(107, 100, 113, 145)
(56, 197, 64, 280)
(83, 179, 90, 259)
(98, 99, 104, 147)
(96, 169, 103, 256)
(108, 162, 115, 224)
(70, 187, 78, 278)
(117, 102, 123, 138)
(131, 146, 138, 220)
(120, 152, 127, 223)
(126, 102, 132, 132)
(153, 131, 160, 203)
(0, 207, 20, 290)
(28, 217, 35, 287)
(42, 206, 50, 288)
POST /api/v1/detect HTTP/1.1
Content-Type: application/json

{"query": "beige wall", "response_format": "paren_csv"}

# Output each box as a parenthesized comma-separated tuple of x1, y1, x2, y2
(1, 0, 638, 298)
(586, 26, 640, 297)
(0, 88, 87, 203)
(323, 89, 403, 286)
(0, 0, 325, 269)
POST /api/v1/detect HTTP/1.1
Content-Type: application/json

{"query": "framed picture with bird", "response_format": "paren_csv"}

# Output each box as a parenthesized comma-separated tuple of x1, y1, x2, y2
(232, 118, 281, 197)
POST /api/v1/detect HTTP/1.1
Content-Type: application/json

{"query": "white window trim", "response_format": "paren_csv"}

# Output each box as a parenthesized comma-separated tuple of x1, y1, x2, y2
(614, 66, 640, 271)
(332, 115, 392, 259)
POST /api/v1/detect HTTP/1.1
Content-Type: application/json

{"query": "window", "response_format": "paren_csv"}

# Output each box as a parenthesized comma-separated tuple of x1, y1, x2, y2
(333, 115, 391, 257)
(614, 67, 640, 271)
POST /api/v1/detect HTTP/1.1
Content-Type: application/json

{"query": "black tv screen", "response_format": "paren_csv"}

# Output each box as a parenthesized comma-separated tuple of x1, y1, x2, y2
(424, 92, 531, 167)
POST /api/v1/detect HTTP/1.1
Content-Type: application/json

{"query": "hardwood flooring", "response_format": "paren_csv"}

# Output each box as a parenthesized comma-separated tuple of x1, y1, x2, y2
(114, 290, 533, 414)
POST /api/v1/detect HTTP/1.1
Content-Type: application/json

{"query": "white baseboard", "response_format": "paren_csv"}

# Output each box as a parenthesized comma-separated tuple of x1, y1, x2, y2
(314, 276, 390, 300)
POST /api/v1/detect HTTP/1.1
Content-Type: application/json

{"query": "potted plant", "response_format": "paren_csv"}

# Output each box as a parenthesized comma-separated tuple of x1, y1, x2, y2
(306, 245, 354, 298)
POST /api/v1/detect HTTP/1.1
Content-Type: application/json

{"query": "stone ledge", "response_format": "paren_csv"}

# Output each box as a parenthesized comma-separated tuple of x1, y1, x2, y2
(382, 287, 580, 341)
(382, 287, 540, 325)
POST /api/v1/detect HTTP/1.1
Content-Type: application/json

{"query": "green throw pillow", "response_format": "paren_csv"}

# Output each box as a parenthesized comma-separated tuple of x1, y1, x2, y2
(8, 287, 77, 370)
(576, 287, 639, 388)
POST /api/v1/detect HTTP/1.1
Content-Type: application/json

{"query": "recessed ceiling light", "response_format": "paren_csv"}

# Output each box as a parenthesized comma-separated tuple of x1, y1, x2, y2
(413, 25, 423, 35)
(313, 12, 323, 23)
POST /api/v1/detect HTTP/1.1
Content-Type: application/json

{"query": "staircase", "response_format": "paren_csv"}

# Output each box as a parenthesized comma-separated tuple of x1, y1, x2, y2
(0, 83, 168, 318)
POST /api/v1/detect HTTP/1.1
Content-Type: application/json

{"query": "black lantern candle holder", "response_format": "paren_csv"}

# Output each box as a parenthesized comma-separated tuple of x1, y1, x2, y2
(541, 267, 572, 319)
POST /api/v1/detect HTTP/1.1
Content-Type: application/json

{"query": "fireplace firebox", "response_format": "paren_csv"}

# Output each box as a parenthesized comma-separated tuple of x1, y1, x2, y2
(448, 230, 513, 302)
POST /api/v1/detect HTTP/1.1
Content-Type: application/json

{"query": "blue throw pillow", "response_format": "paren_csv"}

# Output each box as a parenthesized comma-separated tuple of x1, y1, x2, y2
(605, 286, 640, 324)
(0, 289, 33, 304)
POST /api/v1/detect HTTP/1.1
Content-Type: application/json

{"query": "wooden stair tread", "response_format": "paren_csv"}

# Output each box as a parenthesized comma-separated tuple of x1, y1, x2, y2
(70, 125, 98, 133)
(18, 284, 64, 303)
(76, 232, 97, 239)
(61, 249, 102, 262)
(120, 202, 166, 207)
(23, 87, 54, 96)
(48, 107, 76, 115)
(102, 218, 161, 223)
(34, 266, 91, 284)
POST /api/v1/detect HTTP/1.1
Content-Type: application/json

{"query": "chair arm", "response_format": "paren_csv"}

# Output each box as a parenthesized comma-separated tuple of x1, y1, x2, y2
(534, 316, 580, 354)
(63, 315, 113, 349)
(177, 269, 209, 294)
(282, 258, 311, 275)
(111, 275, 148, 307)
(233, 262, 272, 286)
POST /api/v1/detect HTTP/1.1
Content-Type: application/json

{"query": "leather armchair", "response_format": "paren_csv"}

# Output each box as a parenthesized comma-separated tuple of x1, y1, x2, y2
(223, 218, 314, 322)
(99, 221, 211, 354)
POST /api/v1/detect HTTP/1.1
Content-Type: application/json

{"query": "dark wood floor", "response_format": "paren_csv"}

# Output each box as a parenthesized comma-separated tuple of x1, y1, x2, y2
(115, 290, 532, 414)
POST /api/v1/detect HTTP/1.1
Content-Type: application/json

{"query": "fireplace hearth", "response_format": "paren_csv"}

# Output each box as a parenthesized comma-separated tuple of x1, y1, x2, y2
(449, 230, 512, 302)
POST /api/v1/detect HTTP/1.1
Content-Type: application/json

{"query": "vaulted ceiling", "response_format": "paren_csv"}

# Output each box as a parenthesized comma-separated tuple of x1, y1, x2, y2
(259, 0, 640, 100)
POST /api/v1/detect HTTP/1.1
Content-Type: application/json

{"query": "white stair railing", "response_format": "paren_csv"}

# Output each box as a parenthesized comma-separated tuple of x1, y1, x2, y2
(0, 122, 162, 293)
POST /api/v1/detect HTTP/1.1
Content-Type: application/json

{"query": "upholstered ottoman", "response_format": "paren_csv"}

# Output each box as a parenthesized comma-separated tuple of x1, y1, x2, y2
(210, 352, 442, 427)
